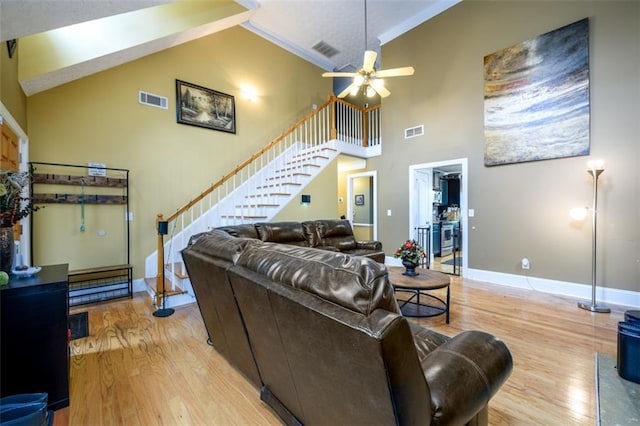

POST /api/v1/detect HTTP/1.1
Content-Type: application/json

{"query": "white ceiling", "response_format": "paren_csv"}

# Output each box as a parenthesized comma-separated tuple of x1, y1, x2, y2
(0, 0, 461, 94)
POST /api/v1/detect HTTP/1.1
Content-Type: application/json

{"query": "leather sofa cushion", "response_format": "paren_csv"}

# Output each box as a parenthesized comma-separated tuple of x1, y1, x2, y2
(236, 242, 400, 316)
(186, 229, 258, 263)
(314, 219, 357, 250)
(255, 222, 308, 246)
(217, 224, 259, 239)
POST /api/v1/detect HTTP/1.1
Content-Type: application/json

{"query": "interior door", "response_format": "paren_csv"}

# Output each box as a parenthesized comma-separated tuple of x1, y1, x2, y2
(1, 122, 19, 172)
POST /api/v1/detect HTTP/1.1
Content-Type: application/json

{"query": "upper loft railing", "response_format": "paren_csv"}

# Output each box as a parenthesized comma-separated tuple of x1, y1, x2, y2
(152, 95, 380, 303)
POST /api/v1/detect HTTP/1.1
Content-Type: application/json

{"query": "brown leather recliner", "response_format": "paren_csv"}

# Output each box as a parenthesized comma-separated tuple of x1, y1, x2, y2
(182, 229, 513, 425)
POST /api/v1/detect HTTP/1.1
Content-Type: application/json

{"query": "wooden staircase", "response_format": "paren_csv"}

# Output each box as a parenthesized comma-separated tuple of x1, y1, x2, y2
(145, 95, 381, 308)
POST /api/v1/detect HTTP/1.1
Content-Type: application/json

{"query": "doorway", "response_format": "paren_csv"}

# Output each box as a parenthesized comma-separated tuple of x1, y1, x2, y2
(409, 159, 468, 276)
(1, 106, 31, 266)
(347, 171, 377, 240)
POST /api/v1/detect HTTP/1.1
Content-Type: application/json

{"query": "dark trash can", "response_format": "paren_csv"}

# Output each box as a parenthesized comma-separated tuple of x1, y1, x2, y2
(0, 393, 51, 426)
(624, 310, 640, 324)
(617, 320, 640, 384)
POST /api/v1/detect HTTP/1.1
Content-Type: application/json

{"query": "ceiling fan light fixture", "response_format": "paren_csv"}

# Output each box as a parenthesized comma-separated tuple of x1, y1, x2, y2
(353, 74, 365, 86)
(366, 86, 376, 97)
(372, 78, 385, 89)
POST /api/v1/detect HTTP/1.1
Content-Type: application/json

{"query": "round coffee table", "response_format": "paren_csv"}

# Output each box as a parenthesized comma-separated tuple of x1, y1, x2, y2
(387, 266, 450, 323)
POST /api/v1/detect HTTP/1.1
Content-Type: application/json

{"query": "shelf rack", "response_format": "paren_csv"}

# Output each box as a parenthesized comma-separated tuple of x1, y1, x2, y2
(29, 162, 131, 306)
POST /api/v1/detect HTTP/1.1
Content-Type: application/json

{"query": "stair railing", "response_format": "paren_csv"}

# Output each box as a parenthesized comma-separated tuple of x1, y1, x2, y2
(153, 95, 381, 303)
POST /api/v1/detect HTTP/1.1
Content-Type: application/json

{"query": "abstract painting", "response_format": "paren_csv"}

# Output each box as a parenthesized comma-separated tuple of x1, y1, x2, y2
(484, 18, 590, 166)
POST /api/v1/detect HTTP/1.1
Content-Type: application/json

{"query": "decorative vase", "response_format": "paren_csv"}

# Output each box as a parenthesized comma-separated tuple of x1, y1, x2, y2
(0, 226, 14, 274)
(402, 259, 419, 277)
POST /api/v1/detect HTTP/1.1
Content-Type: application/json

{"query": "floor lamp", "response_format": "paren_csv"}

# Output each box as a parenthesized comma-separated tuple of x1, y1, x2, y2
(153, 220, 175, 318)
(574, 159, 610, 313)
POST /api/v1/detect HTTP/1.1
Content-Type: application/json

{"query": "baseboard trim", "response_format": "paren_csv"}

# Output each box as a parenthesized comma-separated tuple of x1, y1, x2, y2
(465, 268, 640, 309)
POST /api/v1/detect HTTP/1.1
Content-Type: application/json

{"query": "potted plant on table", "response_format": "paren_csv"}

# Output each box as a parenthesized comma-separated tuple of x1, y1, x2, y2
(0, 170, 39, 274)
(394, 239, 426, 277)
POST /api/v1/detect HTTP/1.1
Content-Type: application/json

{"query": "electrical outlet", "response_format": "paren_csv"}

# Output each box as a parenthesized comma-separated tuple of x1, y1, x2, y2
(521, 258, 530, 270)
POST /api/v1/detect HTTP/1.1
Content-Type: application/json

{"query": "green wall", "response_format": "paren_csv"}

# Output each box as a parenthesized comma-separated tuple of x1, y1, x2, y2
(26, 26, 331, 276)
(372, 1, 639, 292)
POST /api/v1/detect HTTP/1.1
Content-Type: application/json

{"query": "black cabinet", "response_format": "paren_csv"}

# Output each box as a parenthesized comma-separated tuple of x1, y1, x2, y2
(1, 264, 70, 410)
(441, 178, 460, 206)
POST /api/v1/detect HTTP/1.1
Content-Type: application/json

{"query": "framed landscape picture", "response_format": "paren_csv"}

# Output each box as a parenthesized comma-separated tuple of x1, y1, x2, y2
(176, 79, 236, 133)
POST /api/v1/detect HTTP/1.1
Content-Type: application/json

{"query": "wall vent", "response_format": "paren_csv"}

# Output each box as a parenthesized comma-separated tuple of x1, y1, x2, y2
(312, 41, 339, 58)
(139, 91, 168, 110)
(404, 125, 424, 139)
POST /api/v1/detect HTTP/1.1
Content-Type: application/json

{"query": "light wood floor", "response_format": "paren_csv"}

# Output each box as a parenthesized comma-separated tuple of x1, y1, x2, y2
(55, 274, 631, 425)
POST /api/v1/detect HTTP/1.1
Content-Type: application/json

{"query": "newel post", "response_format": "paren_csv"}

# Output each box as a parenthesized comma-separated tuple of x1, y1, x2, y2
(156, 213, 164, 307)
(330, 95, 337, 139)
(362, 106, 369, 147)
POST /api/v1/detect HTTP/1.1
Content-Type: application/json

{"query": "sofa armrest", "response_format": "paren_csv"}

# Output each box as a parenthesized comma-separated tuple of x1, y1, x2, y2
(421, 330, 513, 425)
(356, 240, 382, 251)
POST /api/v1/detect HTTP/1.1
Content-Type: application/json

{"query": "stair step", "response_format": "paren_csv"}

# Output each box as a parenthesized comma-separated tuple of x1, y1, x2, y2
(165, 262, 188, 279)
(144, 277, 187, 297)
(235, 203, 279, 208)
(245, 192, 291, 198)
(267, 173, 311, 181)
(277, 163, 321, 172)
(256, 183, 302, 189)
(221, 215, 268, 219)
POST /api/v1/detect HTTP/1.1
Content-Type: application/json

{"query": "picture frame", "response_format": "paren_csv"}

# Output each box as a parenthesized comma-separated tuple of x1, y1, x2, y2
(176, 79, 236, 133)
(355, 194, 365, 206)
(6, 39, 16, 59)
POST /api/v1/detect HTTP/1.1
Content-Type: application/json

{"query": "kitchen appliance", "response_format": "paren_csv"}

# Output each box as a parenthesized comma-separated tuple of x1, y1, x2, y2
(441, 224, 453, 256)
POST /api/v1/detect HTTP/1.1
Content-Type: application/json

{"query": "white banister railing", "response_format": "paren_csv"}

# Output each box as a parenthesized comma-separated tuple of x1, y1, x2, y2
(149, 95, 381, 304)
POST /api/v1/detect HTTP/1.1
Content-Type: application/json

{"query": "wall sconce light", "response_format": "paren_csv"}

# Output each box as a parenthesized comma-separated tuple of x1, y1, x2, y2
(241, 85, 258, 102)
(571, 158, 609, 313)
(301, 194, 311, 205)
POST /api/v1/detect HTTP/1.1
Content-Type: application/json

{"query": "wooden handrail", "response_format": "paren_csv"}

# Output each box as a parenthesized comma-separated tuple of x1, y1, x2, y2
(163, 95, 337, 224)
(154, 95, 378, 305)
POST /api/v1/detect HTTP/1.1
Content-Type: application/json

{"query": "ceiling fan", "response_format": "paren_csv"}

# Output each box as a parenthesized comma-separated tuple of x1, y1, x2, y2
(321, 1, 415, 98)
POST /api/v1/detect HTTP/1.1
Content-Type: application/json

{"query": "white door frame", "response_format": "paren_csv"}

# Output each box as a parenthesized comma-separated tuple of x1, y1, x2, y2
(347, 170, 378, 240)
(409, 158, 468, 275)
(1, 102, 32, 267)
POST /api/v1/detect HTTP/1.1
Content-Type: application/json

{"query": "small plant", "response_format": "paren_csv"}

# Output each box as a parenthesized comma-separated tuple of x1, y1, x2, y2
(394, 239, 426, 264)
(0, 171, 40, 227)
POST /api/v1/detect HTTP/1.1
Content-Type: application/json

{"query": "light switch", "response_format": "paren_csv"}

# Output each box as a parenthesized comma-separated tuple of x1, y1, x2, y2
(468, 209, 475, 217)
(387, 209, 392, 216)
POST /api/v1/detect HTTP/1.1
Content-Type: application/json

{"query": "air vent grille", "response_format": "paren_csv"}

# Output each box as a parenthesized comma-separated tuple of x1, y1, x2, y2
(312, 41, 339, 58)
(404, 125, 424, 139)
(139, 91, 168, 110)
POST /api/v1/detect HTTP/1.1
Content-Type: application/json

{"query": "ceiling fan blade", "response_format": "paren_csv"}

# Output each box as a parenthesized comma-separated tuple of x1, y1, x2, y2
(362, 50, 377, 73)
(337, 82, 358, 98)
(370, 79, 391, 98)
(373, 84, 391, 98)
(375, 66, 415, 78)
(322, 72, 357, 78)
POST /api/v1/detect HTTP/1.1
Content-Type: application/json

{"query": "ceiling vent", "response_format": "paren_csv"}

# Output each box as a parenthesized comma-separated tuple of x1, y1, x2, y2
(404, 125, 424, 139)
(312, 41, 339, 58)
(139, 90, 168, 110)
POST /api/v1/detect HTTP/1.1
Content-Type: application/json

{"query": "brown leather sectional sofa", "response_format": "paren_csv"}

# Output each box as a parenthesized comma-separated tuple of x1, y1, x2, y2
(181, 229, 513, 425)
(217, 219, 385, 263)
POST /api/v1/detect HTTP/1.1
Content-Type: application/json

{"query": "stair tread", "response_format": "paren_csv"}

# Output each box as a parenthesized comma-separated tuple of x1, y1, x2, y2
(235, 204, 280, 208)
(256, 183, 302, 189)
(245, 192, 291, 197)
(221, 215, 269, 219)
(165, 262, 188, 279)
